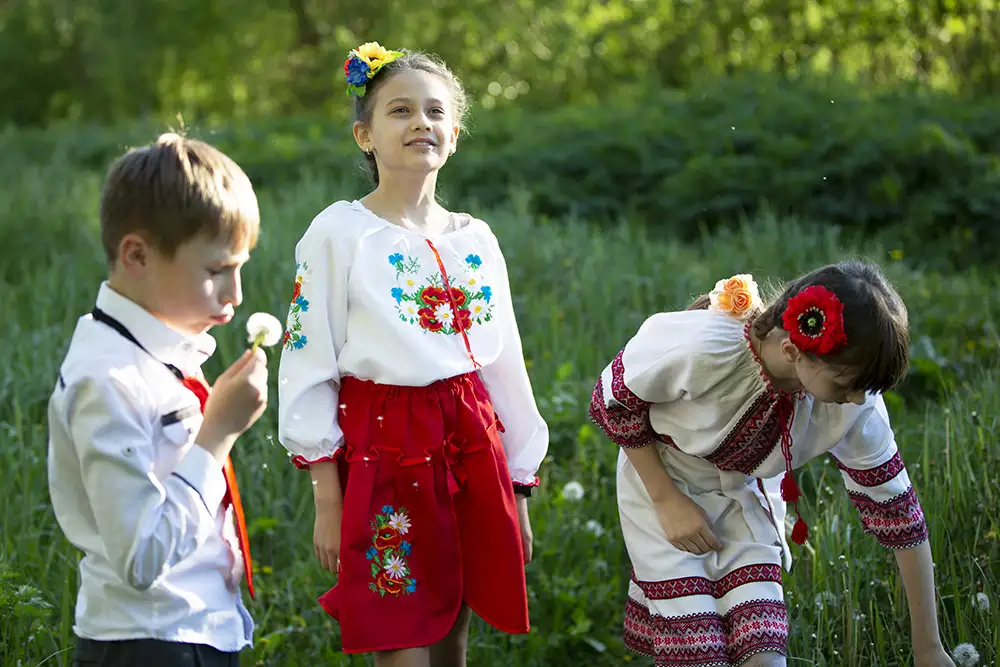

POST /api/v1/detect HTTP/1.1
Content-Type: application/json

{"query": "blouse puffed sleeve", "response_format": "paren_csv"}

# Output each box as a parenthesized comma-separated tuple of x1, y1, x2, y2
(825, 394, 929, 549)
(476, 232, 549, 490)
(589, 310, 703, 449)
(277, 208, 353, 469)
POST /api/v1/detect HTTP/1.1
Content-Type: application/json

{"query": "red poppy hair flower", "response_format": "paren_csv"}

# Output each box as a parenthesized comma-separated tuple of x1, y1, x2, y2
(781, 285, 848, 355)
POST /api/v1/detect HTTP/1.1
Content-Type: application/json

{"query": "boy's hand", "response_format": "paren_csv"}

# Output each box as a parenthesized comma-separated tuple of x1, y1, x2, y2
(196, 349, 268, 462)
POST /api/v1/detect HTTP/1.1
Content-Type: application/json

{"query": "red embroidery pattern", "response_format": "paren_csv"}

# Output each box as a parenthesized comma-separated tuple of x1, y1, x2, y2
(832, 451, 905, 487)
(588, 350, 658, 448)
(632, 565, 783, 601)
(704, 392, 794, 474)
(846, 486, 928, 549)
(623, 597, 788, 666)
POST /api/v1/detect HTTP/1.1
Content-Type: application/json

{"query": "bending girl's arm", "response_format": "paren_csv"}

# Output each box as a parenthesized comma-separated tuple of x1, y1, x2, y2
(894, 542, 949, 658)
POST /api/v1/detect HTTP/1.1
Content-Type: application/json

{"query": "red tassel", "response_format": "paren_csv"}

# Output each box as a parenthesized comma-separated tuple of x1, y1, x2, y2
(780, 472, 802, 503)
(790, 517, 809, 545)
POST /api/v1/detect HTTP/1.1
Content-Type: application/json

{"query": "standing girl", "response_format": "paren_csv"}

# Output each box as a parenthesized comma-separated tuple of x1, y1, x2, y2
(276, 43, 548, 667)
(590, 262, 955, 667)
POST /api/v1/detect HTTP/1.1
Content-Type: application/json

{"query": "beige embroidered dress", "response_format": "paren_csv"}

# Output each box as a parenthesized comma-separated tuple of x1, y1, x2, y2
(589, 309, 927, 667)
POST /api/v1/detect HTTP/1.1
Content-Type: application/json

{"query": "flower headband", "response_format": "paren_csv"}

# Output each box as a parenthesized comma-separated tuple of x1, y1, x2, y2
(344, 41, 404, 98)
(781, 285, 848, 355)
(708, 274, 761, 320)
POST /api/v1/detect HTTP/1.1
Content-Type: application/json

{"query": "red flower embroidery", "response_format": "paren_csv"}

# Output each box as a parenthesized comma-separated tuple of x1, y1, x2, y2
(291, 279, 301, 302)
(782, 285, 848, 355)
(374, 524, 402, 551)
(375, 570, 406, 596)
(418, 307, 445, 332)
(452, 308, 472, 332)
(420, 286, 448, 306)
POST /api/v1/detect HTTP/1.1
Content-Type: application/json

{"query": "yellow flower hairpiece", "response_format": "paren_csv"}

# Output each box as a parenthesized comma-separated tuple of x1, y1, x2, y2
(708, 274, 761, 320)
(344, 41, 404, 98)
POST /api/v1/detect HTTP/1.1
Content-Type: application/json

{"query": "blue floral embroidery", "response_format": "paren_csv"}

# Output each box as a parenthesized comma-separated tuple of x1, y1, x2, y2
(283, 262, 310, 351)
(465, 254, 482, 268)
(388, 253, 404, 266)
(366, 546, 378, 560)
(381, 505, 395, 514)
(391, 287, 404, 303)
(481, 286, 492, 303)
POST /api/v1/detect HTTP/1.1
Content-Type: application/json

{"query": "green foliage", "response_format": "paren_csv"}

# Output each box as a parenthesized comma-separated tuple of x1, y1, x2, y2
(445, 74, 1000, 269)
(5, 73, 999, 269)
(3, 0, 1000, 126)
(0, 161, 998, 665)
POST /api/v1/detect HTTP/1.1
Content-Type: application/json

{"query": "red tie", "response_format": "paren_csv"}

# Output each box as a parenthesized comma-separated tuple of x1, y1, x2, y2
(181, 376, 256, 600)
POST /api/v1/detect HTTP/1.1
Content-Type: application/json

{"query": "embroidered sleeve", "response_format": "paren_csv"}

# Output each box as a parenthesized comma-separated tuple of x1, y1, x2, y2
(277, 212, 351, 469)
(476, 233, 549, 488)
(589, 312, 695, 449)
(828, 395, 929, 549)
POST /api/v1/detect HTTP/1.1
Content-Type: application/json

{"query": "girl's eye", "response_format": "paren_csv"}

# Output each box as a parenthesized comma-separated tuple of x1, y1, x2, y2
(391, 107, 408, 114)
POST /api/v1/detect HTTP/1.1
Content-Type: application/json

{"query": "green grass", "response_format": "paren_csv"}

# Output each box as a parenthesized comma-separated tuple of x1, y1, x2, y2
(1, 162, 998, 666)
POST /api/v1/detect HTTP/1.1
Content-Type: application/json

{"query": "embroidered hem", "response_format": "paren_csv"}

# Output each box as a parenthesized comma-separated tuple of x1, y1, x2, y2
(623, 596, 788, 667)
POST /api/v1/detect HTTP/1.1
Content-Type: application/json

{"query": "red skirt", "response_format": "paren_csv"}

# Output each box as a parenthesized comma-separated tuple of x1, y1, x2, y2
(317, 373, 529, 653)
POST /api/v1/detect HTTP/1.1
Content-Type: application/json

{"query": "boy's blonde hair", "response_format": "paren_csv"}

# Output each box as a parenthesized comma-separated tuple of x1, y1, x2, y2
(100, 133, 260, 265)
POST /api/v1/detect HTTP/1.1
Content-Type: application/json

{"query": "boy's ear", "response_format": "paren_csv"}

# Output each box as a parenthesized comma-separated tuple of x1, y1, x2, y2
(118, 233, 152, 275)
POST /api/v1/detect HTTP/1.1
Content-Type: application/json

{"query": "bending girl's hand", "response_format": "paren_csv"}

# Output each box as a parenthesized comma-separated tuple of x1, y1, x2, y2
(654, 494, 723, 555)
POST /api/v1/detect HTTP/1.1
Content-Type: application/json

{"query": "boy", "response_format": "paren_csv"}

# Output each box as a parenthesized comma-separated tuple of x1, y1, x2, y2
(47, 133, 268, 667)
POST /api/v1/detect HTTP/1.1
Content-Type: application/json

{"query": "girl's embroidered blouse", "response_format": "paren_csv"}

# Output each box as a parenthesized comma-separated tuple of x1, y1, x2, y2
(277, 200, 549, 487)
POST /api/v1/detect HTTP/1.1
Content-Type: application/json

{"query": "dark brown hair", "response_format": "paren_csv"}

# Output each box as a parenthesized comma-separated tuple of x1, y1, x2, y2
(100, 133, 260, 265)
(352, 50, 469, 185)
(689, 261, 910, 393)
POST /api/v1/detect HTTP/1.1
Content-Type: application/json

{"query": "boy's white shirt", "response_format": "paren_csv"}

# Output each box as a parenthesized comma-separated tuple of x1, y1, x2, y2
(47, 282, 253, 651)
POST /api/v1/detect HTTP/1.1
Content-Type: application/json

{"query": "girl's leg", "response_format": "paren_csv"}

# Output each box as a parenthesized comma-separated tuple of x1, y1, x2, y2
(740, 652, 787, 667)
(374, 648, 431, 667)
(373, 605, 472, 667)
(428, 604, 473, 667)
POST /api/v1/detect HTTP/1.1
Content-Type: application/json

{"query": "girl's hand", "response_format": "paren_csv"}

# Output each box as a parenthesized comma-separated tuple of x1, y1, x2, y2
(655, 493, 723, 555)
(515, 495, 533, 564)
(313, 500, 343, 574)
(914, 645, 955, 667)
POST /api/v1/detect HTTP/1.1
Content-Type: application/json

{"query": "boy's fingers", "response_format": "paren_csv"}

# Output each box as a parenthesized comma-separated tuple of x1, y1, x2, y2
(220, 349, 253, 379)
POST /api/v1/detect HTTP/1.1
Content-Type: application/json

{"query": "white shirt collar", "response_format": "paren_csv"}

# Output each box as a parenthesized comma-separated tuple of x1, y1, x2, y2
(94, 282, 217, 375)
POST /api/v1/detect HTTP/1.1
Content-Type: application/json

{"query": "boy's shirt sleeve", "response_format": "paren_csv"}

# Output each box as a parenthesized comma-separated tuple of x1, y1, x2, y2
(65, 368, 228, 590)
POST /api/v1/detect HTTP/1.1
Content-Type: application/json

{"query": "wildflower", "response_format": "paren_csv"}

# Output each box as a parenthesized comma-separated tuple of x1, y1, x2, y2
(561, 481, 584, 501)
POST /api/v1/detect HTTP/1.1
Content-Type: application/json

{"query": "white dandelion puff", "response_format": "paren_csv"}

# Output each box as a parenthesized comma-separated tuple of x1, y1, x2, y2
(952, 643, 980, 667)
(247, 312, 283, 349)
(586, 520, 605, 537)
(562, 481, 584, 501)
(974, 592, 990, 612)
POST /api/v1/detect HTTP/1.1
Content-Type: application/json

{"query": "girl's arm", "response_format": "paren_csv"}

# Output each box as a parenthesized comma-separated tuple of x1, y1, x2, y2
(894, 542, 954, 665)
(623, 444, 723, 554)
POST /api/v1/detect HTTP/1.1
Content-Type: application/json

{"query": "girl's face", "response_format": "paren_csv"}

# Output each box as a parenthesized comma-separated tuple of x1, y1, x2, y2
(790, 345, 867, 405)
(355, 69, 461, 179)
